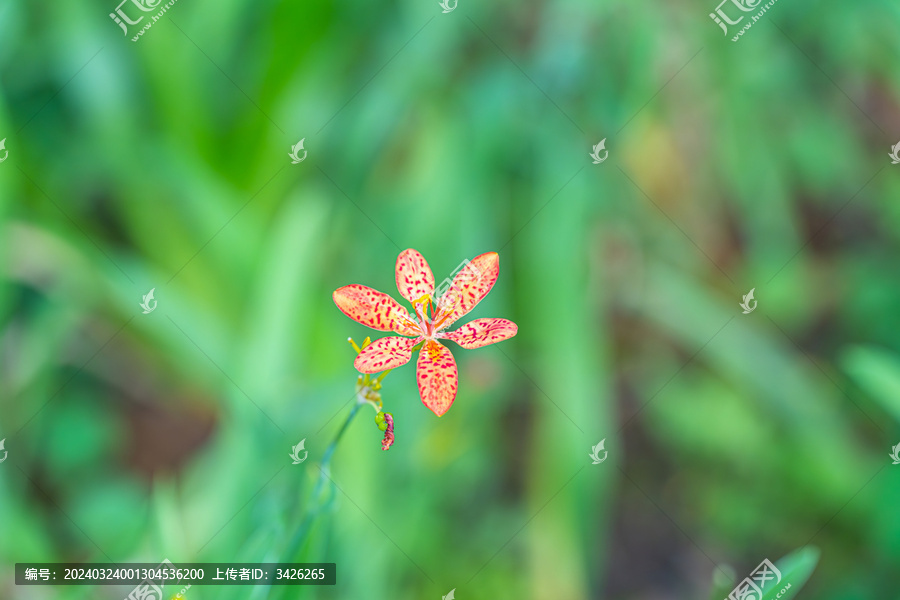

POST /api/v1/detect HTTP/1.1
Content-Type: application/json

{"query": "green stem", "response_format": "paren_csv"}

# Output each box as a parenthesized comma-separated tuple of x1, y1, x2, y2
(281, 399, 364, 564)
(319, 401, 362, 471)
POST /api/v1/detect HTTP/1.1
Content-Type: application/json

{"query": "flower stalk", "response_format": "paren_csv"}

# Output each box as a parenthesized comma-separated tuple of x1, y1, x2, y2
(280, 337, 395, 571)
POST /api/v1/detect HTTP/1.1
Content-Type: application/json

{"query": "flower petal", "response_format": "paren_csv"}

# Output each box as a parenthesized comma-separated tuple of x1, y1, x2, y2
(333, 285, 420, 335)
(416, 340, 458, 417)
(434, 252, 500, 331)
(353, 336, 419, 373)
(443, 318, 518, 349)
(381, 413, 395, 450)
(395, 249, 435, 304)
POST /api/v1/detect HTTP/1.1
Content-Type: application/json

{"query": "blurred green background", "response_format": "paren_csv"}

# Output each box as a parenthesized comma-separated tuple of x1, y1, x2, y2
(2, 0, 900, 598)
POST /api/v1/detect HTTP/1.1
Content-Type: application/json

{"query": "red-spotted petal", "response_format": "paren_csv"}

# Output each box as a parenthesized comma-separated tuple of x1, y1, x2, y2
(434, 252, 500, 331)
(353, 336, 419, 373)
(395, 249, 435, 304)
(443, 318, 518, 349)
(416, 340, 458, 417)
(333, 285, 420, 335)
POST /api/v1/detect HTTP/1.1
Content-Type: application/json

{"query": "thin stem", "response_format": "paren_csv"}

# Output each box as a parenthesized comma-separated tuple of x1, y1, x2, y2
(373, 369, 393, 384)
(280, 396, 364, 565)
(319, 400, 362, 473)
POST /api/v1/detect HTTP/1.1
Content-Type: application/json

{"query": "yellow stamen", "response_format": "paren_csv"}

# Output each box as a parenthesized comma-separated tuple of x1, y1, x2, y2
(412, 294, 435, 333)
(412, 294, 431, 317)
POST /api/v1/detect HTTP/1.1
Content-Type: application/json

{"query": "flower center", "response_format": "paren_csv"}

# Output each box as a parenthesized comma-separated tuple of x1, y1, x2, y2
(412, 294, 442, 338)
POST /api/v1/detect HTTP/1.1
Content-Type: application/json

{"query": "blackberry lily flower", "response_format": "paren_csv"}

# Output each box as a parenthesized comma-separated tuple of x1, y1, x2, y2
(333, 249, 518, 417)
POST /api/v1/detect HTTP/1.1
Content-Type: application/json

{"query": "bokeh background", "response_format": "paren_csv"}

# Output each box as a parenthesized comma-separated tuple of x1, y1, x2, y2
(2, 0, 900, 598)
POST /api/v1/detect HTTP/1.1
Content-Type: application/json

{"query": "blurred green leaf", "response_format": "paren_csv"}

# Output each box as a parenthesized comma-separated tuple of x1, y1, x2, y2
(762, 546, 820, 600)
(842, 346, 900, 424)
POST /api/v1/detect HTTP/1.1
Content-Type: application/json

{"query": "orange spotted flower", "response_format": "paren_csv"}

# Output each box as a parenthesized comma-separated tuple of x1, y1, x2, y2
(333, 249, 518, 417)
